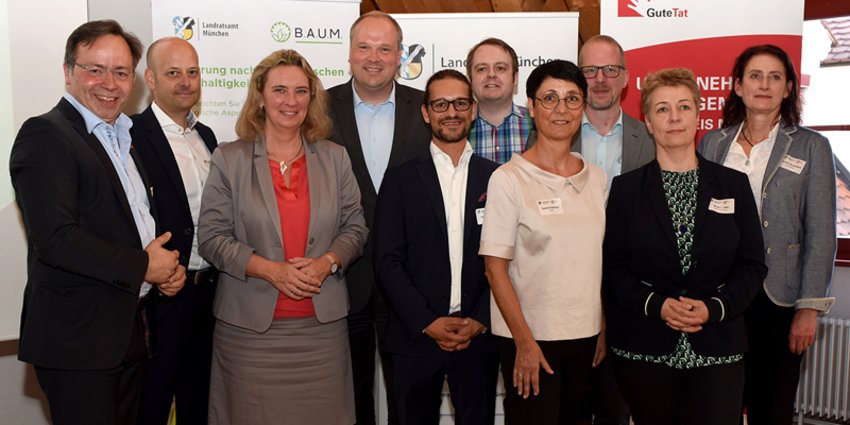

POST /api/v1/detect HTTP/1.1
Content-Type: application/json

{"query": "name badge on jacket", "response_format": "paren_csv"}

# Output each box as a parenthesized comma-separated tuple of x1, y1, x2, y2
(780, 155, 806, 174)
(709, 198, 735, 214)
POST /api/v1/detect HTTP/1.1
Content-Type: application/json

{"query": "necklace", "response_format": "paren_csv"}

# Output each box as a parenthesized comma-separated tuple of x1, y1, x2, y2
(740, 126, 755, 147)
(278, 143, 304, 176)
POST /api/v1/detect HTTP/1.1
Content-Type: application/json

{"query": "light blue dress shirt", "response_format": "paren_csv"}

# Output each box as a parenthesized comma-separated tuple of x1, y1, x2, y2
(580, 110, 624, 190)
(64, 93, 156, 296)
(353, 84, 396, 192)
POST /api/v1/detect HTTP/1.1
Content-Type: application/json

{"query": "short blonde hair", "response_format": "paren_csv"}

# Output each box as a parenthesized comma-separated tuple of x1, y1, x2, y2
(235, 49, 331, 142)
(640, 68, 700, 117)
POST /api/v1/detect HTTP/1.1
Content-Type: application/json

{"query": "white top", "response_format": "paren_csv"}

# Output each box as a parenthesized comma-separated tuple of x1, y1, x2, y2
(430, 141, 473, 314)
(722, 122, 780, 216)
(480, 153, 607, 341)
(152, 102, 212, 270)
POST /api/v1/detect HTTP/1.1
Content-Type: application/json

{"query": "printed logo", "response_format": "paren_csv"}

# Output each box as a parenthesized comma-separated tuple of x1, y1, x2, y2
(271, 21, 292, 43)
(398, 44, 426, 80)
(618, 0, 689, 18)
(618, 0, 644, 17)
(172, 16, 197, 40)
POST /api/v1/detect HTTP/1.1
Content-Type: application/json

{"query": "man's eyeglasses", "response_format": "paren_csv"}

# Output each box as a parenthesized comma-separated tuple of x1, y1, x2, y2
(535, 93, 584, 110)
(427, 98, 474, 112)
(580, 65, 625, 79)
(73, 62, 134, 82)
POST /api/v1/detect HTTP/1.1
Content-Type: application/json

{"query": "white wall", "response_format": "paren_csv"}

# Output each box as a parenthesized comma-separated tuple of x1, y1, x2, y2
(1, 0, 87, 422)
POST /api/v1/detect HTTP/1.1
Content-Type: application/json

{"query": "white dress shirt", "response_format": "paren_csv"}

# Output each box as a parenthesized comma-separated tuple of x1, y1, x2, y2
(721, 122, 779, 215)
(152, 102, 212, 270)
(430, 141, 473, 314)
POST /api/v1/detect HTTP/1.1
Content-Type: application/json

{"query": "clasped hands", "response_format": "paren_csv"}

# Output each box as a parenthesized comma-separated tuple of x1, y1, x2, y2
(268, 256, 333, 300)
(661, 296, 709, 333)
(424, 316, 485, 352)
(144, 232, 185, 297)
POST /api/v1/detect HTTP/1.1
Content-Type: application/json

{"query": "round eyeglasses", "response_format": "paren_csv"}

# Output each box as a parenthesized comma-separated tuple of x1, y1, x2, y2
(535, 93, 584, 110)
(427, 98, 474, 112)
(580, 65, 625, 79)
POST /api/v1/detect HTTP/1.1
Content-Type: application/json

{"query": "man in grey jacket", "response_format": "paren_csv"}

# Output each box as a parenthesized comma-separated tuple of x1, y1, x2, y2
(574, 35, 655, 425)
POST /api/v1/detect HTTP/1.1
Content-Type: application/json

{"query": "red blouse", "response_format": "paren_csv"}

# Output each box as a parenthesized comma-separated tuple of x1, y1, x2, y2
(269, 156, 315, 318)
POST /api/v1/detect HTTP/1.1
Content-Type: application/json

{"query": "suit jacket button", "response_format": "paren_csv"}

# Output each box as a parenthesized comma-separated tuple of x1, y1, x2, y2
(308, 237, 315, 245)
(184, 228, 192, 236)
(679, 289, 687, 296)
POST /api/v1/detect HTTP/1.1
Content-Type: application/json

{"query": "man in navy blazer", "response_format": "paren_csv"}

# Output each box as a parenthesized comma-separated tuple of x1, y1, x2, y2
(373, 70, 499, 425)
(327, 11, 432, 425)
(10, 20, 184, 425)
(131, 37, 218, 425)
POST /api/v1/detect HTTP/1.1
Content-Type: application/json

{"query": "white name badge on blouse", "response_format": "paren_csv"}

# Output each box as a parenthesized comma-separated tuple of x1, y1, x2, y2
(476, 208, 485, 225)
(537, 198, 564, 216)
(709, 198, 735, 214)
(780, 155, 806, 174)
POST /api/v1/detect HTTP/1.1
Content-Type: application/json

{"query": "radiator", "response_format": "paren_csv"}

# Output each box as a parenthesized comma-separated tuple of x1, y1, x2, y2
(795, 317, 850, 424)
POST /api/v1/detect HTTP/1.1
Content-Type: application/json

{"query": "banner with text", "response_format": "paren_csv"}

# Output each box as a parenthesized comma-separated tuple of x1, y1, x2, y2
(602, 0, 804, 141)
(151, 0, 360, 142)
(393, 12, 579, 107)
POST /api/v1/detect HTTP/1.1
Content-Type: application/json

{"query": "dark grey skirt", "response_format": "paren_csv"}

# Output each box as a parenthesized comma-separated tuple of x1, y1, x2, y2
(208, 316, 354, 425)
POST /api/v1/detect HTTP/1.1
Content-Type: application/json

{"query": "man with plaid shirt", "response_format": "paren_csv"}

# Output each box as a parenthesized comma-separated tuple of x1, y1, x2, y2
(466, 38, 533, 164)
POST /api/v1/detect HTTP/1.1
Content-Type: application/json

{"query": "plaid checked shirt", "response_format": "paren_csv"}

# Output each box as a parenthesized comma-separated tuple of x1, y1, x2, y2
(469, 103, 533, 164)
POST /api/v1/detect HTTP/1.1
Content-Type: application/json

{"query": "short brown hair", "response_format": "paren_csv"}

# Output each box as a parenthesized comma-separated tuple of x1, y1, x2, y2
(64, 20, 143, 68)
(235, 49, 331, 143)
(579, 35, 626, 67)
(465, 37, 519, 78)
(640, 68, 700, 117)
(350, 11, 402, 50)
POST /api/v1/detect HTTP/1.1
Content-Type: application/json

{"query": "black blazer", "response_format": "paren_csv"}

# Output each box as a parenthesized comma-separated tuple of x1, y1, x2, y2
(10, 98, 151, 369)
(372, 154, 499, 357)
(327, 80, 432, 314)
(603, 155, 767, 357)
(131, 105, 218, 268)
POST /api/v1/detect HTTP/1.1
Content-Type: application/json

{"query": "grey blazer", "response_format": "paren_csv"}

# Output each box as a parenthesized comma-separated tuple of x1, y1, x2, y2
(572, 111, 656, 174)
(198, 137, 368, 331)
(698, 122, 836, 311)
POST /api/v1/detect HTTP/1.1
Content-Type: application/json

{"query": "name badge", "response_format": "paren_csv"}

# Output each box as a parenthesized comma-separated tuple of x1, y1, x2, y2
(709, 198, 735, 214)
(537, 198, 564, 216)
(780, 155, 806, 174)
(476, 208, 485, 225)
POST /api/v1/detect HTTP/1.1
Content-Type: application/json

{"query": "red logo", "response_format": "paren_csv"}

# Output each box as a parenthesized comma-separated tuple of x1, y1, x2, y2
(619, 0, 646, 17)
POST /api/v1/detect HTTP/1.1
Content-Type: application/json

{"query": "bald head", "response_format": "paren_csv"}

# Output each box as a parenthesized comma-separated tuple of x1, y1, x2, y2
(144, 37, 201, 127)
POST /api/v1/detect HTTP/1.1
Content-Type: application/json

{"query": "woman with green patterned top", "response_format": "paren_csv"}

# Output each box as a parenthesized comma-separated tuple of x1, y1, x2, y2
(602, 68, 767, 425)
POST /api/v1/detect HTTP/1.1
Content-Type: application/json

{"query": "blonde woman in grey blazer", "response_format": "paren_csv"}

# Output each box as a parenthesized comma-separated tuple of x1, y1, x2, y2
(198, 50, 367, 425)
(697, 44, 835, 425)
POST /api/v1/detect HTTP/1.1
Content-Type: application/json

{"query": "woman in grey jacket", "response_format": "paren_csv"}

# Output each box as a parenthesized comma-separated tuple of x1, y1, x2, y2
(698, 44, 836, 425)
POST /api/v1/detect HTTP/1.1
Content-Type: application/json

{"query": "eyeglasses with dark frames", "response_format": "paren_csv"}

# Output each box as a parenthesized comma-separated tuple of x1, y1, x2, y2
(535, 93, 584, 110)
(427, 98, 474, 112)
(580, 64, 625, 79)
(72, 62, 135, 82)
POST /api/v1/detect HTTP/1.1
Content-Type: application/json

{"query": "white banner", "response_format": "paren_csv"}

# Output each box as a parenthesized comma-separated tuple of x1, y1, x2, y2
(601, 0, 804, 140)
(393, 12, 579, 107)
(151, 0, 360, 142)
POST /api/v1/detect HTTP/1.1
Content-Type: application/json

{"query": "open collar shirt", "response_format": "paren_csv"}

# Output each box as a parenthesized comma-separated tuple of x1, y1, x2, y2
(430, 141, 473, 314)
(64, 93, 155, 297)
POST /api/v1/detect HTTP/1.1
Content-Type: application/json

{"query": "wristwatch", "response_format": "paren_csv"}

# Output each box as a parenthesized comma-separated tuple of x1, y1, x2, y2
(324, 254, 338, 275)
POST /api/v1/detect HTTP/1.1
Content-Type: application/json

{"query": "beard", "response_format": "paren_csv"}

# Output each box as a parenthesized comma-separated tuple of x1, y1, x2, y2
(432, 116, 471, 143)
